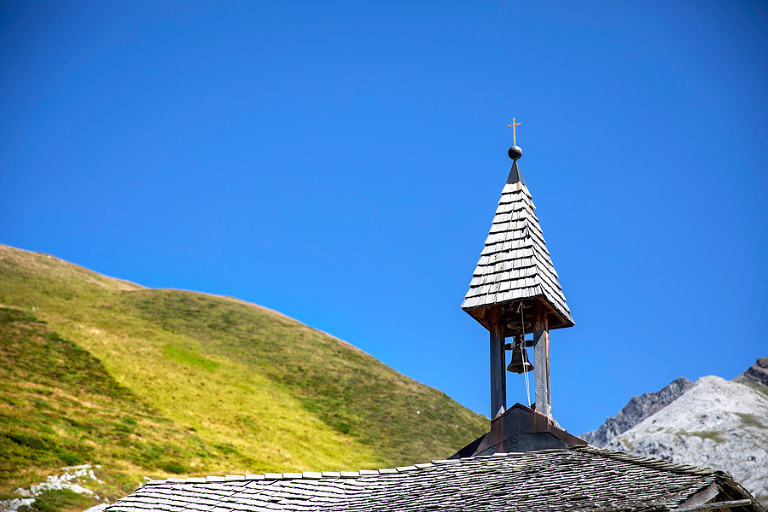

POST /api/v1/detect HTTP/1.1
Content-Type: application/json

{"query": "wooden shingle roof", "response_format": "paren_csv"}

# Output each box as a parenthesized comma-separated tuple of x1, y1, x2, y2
(105, 447, 761, 512)
(461, 160, 574, 330)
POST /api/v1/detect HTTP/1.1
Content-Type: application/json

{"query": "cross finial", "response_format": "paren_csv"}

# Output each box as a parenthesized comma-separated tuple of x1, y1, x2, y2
(507, 118, 521, 146)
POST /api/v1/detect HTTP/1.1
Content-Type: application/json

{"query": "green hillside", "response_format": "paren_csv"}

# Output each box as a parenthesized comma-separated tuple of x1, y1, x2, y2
(0, 244, 487, 509)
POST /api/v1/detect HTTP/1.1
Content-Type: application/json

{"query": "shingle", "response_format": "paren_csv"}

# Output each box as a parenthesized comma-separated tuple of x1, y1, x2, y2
(106, 448, 737, 512)
(462, 175, 573, 326)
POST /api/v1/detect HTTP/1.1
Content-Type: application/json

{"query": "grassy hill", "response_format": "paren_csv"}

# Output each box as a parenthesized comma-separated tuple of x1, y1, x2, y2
(0, 244, 487, 510)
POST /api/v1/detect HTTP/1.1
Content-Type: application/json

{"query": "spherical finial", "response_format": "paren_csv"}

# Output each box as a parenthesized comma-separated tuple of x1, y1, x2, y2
(508, 145, 522, 160)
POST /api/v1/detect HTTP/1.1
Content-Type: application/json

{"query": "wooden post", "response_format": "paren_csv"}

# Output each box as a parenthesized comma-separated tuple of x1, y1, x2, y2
(533, 305, 551, 418)
(546, 328, 552, 408)
(489, 307, 506, 419)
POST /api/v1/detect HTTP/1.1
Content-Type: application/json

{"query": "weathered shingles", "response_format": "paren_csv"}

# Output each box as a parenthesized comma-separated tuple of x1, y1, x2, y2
(462, 180, 572, 323)
(107, 448, 718, 512)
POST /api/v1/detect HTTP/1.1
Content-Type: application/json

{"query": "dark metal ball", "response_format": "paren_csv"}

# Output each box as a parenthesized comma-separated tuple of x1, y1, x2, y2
(508, 146, 522, 160)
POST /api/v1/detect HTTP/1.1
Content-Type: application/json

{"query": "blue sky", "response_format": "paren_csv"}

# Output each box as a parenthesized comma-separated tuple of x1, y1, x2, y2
(2, 1, 766, 436)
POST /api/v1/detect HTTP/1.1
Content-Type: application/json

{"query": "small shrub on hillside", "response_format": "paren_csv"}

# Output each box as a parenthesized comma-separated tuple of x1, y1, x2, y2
(19, 489, 93, 512)
(212, 442, 238, 455)
(159, 461, 188, 474)
(57, 451, 83, 466)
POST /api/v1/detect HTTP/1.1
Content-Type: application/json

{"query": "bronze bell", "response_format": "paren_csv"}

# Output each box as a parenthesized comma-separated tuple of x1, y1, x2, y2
(507, 342, 534, 374)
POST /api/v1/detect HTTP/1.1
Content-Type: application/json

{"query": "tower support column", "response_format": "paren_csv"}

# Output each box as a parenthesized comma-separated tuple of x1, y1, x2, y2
(489, 307, 506, 418)
(533, 306, 551, 418)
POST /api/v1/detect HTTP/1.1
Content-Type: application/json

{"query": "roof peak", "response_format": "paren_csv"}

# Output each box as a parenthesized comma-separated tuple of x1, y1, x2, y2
(506, 145, 524, 185)
(506, 159, 525, 185)
(462, 151, 573, 329)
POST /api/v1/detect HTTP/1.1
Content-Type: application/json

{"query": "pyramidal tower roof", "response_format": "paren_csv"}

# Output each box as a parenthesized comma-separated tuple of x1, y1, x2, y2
(461, 145, 574, 331)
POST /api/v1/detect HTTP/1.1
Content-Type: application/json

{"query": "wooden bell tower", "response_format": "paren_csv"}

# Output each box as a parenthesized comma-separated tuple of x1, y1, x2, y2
(461, 128, 574, 422)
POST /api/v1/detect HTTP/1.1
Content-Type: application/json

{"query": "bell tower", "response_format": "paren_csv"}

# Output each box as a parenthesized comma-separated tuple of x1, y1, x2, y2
(453, 123, 584, 456)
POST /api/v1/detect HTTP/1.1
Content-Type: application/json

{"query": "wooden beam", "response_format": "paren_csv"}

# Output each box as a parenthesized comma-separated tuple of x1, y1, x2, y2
(674, 500, 753, 512)
(489, 307, 506, 419)
(533, 304, 551, 418)
(546, 326, 551, 408)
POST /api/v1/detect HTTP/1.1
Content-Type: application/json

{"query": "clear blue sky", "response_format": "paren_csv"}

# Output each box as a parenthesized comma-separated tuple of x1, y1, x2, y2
(2, 1, 766, 436)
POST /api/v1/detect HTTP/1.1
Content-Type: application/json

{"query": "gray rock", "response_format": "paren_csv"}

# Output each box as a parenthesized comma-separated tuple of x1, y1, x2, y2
(735, 355, 768, 391)
(605, 376, 768, 505)
(582, 376, 693, 447)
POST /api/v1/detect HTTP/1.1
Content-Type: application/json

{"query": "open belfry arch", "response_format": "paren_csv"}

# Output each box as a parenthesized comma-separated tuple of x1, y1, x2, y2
(455, 121, 582, 455)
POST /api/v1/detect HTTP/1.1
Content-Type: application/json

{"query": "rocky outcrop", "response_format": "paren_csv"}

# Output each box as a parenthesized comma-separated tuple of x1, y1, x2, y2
(606, 376, 768, 504)
(581, 377, 693, 447)
(735, 355, 768, 391)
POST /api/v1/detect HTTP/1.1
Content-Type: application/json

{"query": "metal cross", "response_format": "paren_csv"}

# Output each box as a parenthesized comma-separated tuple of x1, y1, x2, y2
(507, 118, 521, 146)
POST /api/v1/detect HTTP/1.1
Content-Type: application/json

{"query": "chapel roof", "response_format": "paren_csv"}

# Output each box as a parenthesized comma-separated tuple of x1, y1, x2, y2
(104, 447, 761, 512)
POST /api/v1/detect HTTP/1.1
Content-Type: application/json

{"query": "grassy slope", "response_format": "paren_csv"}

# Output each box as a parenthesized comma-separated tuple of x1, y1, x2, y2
(0, 307, 212, 503)
(0, 244, 487, 505)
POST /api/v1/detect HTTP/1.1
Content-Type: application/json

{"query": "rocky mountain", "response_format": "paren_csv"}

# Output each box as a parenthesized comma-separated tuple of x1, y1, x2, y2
(736, 355, 768, 389)
(584, 358, 768, 505)
(581, 377, 693, 446)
